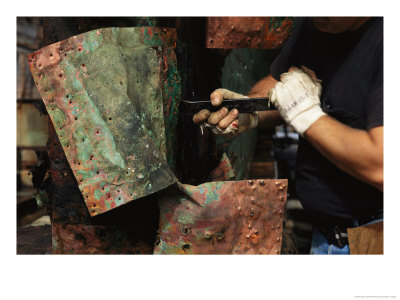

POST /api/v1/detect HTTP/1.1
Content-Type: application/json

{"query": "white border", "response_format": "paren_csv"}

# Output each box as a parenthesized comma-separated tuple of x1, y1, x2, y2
(2, 1, 398, 299)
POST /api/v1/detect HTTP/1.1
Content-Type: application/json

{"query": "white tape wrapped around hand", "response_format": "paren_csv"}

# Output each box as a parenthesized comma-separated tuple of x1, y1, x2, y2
(269, 68, 326, 136)
(203, 111, 259, 136)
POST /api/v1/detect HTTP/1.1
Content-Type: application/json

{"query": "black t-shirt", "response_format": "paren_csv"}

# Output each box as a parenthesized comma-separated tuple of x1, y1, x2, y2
(270, 17, 383, 225)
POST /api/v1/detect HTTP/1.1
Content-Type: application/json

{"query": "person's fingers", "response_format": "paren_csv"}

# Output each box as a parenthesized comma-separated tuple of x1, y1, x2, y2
(288, 66, 299, 73)
(280, 66, 301, 83)
(282, 66, 320, 85)
(299, 65, 322, 97)
(290, 67, 320, 96)
(192, 109, 210, 124)
(210, 89, 224, 106)
(279, 72, 291, 83)
(276, 82, 294, 104)
(230, 119, 239, 130)
(300, 65, 320, 82)
(211, 88, 247, 106)
(217, 109, 239, 130)
(220, 89, 247, 100)
(269, 82, 284, 104)
(208, 107, 228, 125)
(222, 120, 240, 134)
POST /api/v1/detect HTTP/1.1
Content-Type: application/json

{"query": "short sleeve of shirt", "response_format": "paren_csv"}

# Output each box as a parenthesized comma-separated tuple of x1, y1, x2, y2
(270, 18, 305, 81)
(366, 37, 383, 129)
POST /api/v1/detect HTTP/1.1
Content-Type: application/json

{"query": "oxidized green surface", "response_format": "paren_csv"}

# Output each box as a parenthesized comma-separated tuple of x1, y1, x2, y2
(216, 48, 274, 179)
(28, 27, 180, 216)
(141, 28, 181, 170)
(155, 179, 288, 254)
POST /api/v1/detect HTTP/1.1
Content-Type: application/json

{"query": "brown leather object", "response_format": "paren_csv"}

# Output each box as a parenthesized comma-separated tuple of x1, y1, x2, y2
(347, 221, 383, 254)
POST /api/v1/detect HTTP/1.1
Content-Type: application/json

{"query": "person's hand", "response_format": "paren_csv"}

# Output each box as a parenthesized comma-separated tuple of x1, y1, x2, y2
(268, 66, 326, 136)
(192, 88, 259, 137)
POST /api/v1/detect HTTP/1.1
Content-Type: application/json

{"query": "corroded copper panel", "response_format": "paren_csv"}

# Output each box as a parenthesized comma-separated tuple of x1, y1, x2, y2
(155, 179, 288, 254)
(17, 225, 52, 254)
(52, 223, 153, 254)
(206, 17, 294, 49)
(28, 27, 180, 216)
(209, 152, 236, 181)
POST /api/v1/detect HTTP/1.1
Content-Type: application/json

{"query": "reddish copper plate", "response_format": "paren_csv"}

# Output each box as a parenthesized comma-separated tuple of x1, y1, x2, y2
(206, 17, 294, 49)
(155, 179, 288, 254)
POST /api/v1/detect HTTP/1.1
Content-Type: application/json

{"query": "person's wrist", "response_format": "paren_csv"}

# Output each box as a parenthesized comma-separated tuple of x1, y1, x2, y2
(290, 106, 326, 136)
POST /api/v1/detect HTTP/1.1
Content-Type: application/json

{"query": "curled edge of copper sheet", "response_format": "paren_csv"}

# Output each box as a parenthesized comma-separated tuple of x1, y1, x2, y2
(155, 179, 288, 254)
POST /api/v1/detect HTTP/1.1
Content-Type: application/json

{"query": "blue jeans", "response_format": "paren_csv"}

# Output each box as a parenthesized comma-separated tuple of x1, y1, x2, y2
(310, 218, 383, 255)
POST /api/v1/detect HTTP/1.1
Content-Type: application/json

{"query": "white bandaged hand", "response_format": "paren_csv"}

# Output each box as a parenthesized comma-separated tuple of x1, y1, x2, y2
(269, 67, 326, 136)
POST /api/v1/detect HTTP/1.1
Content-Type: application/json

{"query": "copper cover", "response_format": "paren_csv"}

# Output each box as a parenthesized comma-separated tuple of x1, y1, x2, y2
(206, 17, 294, 49)
(155, 179, 288, 254)
(28, 27, 180, 217)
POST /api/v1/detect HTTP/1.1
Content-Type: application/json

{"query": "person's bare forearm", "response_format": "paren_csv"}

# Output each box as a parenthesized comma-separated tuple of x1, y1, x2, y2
(247, 74, 284, 127)
(304, 116, 383, 191)
(258, 111, 284, 128)
(247, 74, 278, 98)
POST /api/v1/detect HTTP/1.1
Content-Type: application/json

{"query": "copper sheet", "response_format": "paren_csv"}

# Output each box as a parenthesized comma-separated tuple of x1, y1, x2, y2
(209, 152, 236, 181)
(28, 27, 180, 216)
(206, 17, 294, 49)
(155, 179, 288, 254)
(52, 223, 153, 254)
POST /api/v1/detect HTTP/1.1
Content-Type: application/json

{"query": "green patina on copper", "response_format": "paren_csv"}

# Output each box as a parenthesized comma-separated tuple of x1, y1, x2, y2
(182, 181, 226, 206)
(140, 27, 181, 170)
(268, 17, 295, 31)
(28, 27, 180, 216)
(265, 17, 295, 49)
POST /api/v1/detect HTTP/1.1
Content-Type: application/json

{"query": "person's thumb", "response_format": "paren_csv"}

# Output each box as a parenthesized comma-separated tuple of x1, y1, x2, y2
(211, 88, 247, 106)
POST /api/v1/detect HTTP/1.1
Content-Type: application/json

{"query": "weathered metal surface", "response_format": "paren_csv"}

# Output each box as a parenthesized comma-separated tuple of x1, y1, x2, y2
(155, 179, 288, 254)
(47, 118, 91, 224)
(28, 27, 180, 216)
(52, 223, 153, 254)
(209, 152, 235, 181)
(206, 17, 294, 49)
(348, 221, 383, 255)
(17, 225, 52, 254)
(142, 28, 181, 171)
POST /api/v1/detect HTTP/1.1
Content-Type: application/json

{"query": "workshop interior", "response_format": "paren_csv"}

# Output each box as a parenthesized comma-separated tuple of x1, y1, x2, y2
(16, 17, 382, 254)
